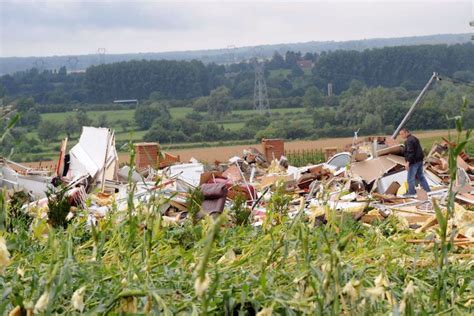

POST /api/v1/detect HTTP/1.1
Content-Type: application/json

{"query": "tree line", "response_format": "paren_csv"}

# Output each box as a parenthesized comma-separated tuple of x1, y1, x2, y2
(136, 81, 473, 145)
(1, 43, 473, 106)
(1, 79, 472, 162)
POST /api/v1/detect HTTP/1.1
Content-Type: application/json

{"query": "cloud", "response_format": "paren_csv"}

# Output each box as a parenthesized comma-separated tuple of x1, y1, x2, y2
(0, 0, 472, 57)
(1, 0, 194, 31)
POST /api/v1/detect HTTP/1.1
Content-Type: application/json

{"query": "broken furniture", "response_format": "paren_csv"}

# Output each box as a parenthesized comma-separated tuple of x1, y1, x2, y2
(199, 183, 228, 219)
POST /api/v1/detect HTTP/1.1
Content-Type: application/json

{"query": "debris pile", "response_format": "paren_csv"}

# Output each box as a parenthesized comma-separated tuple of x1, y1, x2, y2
(1, 127, 473, 245)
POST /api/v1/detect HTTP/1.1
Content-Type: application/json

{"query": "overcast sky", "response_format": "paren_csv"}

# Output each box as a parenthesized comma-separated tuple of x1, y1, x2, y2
(0, 0, 473, 57)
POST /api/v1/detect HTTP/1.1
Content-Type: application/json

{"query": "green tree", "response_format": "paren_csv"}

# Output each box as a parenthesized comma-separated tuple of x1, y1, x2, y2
(313, 108, 336, 129)
(208, 86, 231, 118)
(38, 120, 61, 142)
(149, 91, 165, 101)
(97, 114, 109, 127)
(75, 110, 92, 127)
(192, 96, 209, 112)
(16, 97, 35, 112)
(291, 66, 304, 78)
(348, 79, 366, 95)
(143, 125, 168, 143)
(174, 118, 200, 136)
(200, 122, 221, 141)
(62, 116, 80, 138)
(267, 52, 286, 70)
(134, 102, 171, 130)
(185, 111, 204, 121)
(18, 108, 41, 128)
(244, 114, 271, 134)
(255, 124, 286, 140)
(303, 87, 323, 109)
(361, 113, 383, 134)
(116, 119, 131, 132)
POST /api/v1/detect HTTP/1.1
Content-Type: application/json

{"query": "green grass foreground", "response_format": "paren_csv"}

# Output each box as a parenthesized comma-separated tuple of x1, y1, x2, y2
(1, 205, 473, 314)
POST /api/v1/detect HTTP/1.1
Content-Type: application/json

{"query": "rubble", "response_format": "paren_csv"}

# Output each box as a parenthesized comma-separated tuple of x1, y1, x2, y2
(0, 127, 473, 246)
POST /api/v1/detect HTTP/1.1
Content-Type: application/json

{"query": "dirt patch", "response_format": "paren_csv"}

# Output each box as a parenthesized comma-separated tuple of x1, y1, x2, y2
(22, 130, 449, 169)
(169, 130, 448, 163)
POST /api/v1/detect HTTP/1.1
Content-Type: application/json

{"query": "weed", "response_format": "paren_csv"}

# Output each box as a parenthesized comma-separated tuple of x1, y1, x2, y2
(6, 191, 32, 232)
(46, 186, 71, 229)
(231, 193, 250, 226)
(186, 186, 204, 225)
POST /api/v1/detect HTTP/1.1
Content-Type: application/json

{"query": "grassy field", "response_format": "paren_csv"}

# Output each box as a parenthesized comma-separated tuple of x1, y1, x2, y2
(22, 107, 305, 161)
(220, 122, 245, 131)
(268, 69, 292, 79)
(42, 109, 135, 123)
(20, 105, 465, 163)
(40, 107, 304, 125)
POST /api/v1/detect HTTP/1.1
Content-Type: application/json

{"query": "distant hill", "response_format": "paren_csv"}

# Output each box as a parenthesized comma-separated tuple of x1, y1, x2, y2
(0, 33, 471, 75)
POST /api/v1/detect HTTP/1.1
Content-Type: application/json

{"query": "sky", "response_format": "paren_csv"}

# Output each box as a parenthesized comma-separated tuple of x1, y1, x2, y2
(0, 0, 473, 57)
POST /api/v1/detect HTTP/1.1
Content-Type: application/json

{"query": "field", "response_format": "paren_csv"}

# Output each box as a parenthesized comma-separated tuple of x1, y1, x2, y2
(23, 129, 453, 169)
(40, 107, 305, 129)
(168, 130, 452, 163)
(18, 104, 466, 166)
(19, 107, 307, 162)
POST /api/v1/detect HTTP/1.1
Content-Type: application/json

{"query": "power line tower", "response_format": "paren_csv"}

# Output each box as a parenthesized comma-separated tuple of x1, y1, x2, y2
(470, 20, 474, 40)
(252, 56, 270, 112)
(67, 56, 80, 86)
(97, 48, 107, 65)
(226, 45, 237, 65)
(67, 56, 79, 73)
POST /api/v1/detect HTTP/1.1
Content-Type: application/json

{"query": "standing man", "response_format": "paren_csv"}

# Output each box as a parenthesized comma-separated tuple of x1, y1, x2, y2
(399, 128, 431, 196)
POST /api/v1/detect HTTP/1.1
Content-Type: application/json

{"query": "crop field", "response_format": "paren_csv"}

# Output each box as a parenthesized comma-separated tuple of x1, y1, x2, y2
(1, 183, 473, 314)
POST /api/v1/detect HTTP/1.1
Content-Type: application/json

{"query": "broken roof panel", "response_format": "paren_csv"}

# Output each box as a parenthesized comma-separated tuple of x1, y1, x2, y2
(69, 127, 118, 181)
(350, 156, 404, 183)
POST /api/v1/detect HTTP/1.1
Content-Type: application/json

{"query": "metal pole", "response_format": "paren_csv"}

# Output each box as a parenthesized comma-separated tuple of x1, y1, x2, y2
(234, 161, 254, 201)
(391, 72, 439, 139)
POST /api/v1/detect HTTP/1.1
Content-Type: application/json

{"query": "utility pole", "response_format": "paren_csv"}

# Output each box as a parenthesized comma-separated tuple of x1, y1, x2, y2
(392, 72, 439, 139)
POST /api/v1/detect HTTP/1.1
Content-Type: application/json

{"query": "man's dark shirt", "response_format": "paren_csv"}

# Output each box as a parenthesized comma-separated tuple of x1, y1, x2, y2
(403, 134, 424, 164)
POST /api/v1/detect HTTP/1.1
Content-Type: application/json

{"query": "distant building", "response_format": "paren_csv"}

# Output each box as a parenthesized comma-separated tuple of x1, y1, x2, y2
(67, 69, 86, 74)
(296, 60, 313, 69)
(327, 83, 333, 97)
(113, 99, 139, 105)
